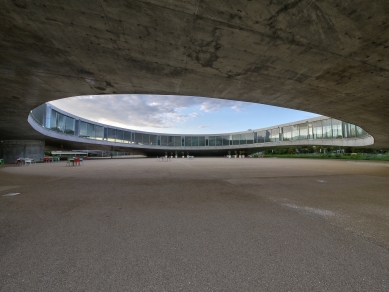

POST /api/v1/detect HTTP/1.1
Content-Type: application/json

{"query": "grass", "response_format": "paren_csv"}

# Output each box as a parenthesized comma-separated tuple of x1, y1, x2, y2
(263, 154, 389, 161)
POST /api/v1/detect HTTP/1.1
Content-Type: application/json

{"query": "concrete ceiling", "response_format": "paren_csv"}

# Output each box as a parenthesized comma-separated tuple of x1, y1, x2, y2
(1, 0, 388, 148)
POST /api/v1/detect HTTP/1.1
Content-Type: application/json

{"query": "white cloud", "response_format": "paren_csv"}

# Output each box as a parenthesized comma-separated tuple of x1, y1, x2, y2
(50, 94, 247, 129)
(199, 98, 248, 112)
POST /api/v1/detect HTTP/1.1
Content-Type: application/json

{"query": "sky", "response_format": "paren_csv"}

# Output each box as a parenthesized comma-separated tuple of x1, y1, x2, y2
(50, 94, 320, 134)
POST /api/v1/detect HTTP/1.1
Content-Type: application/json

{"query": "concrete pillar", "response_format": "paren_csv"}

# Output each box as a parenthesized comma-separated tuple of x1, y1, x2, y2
(0, 140, 45, 163)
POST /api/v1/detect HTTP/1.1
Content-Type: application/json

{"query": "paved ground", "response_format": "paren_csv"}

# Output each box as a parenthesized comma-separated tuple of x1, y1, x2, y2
(1, 157, 388, 291)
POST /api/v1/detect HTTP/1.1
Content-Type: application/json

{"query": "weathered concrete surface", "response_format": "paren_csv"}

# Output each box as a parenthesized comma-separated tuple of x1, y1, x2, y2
(0, 1, 388, 147)
(1, 158, 388, 291)
(0, 140, 45, 163)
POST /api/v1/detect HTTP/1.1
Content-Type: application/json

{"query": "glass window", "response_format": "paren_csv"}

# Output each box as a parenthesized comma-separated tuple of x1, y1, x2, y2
(348, 124, 356, 137)
(356, 126, 365, 137)
(31, 104, 46, 126)
(209, 136, 216, 146)
(291, 126, 299, 140)
(233, 134, 239, 145)
(161, 135, 167, 146)
(184, 136, 191, 147)
(65, 117, 75, 135)
(167, 136, 175, 147)
(239, 133, 246, 145)
(191, 137, 198, 146)
(246, 132, 254, 144)
(51, 112, 67, 133)
(322, 119, 332, 138)
(332, 119, 342, 138)
(283, 126, 292, 141)
(95, 126, 104, 140)
(142, 134, 149, 145)
(257, 131, 265, 143)
(149, 135, 157, 145)
(215, 136, 222, 146)
(264, 130, 271, 142)
(108, 128, 116, 142)
(299, 124, 307, 140)
(50, 110, 57, 131)
(307, 123, 313, 139)
(313, 121, 322, 139)
(135, 133, 142, 144)
(270, 128, 279, 142)
(174, 136, 181, 146)
(222, 136, 229, 146)
(123, 131, 131, 143)
(198, 136, 205, 146)
(86, 123, 95, 139)
(79, 121, 87, 137)
(115, 130, 123, 142)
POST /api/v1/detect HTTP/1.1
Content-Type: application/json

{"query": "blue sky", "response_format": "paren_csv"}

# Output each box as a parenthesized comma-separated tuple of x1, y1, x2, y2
(50, 94, 319, 134)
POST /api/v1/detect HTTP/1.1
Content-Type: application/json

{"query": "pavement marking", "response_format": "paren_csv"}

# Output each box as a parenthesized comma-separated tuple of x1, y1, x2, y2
(317, 180, 326, 183)
(284, 203, 337, 217)
(3, 193, 20, 197)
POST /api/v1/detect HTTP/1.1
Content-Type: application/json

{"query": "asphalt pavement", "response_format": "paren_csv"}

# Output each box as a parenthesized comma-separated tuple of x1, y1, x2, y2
(1, 158, 388, 291)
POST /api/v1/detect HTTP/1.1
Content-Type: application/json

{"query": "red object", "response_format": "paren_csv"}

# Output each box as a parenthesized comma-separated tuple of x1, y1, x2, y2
(73, 157, 81, 166)
(44, 157, 51, 163)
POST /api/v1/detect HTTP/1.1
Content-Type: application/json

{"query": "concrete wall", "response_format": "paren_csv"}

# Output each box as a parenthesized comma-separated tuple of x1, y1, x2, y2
(0, 140, 45, 163)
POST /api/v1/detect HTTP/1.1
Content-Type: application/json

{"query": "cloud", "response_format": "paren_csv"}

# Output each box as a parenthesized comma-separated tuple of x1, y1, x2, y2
(199, 98, 248, 112)
(198, 125, 209, 129)
(50, 94, 250, 130)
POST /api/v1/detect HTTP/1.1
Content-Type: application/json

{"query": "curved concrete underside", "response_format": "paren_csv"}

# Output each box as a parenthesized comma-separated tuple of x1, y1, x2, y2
(0, 1, 388, 148)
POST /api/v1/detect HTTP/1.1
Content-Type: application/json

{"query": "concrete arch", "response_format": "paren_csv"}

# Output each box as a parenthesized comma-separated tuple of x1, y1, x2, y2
(0, 1, 388, 148)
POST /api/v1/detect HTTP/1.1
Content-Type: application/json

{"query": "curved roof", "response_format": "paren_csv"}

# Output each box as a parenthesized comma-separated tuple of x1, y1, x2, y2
(0, 1, 388, 147)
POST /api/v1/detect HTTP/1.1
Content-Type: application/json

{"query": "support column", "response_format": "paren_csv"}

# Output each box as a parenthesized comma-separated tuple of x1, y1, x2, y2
(0, 140, 45, 163)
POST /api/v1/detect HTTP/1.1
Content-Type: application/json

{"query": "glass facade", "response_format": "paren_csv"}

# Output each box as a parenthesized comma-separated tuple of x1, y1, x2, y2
(332, 119, 342, 138)
(256, 131, 265, 143)
(313, 121, 322, 139)
(222, 136, 230, 146)
(209, 136, 215, 146)
(246, 132, 254, 144)
(161, 135, 168, 146)
(270, 128, 279, 142)
(191, 136, 198, 147)
(215, 136, 222, 146)
(232, 134, 239, 145)
(199, 136, 205, 146)
(124, 131, 132, 143)
(299, 124, 308, 140)
(30, 104, 372, 150)
(185, 136, 191, 147)
(150, 135, 157, 145)
(322, 119, 332, 139)
(135, 133, 142, 144)
(283, 126, 292, 141)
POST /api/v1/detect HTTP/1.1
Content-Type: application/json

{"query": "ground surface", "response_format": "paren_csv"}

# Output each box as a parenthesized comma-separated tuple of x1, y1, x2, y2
(1, 157, 388, 291)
